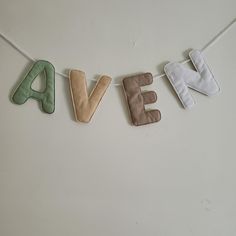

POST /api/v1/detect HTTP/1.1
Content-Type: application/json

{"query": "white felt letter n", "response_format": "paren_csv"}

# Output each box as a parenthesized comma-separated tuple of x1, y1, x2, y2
(164, 50, 220, 109)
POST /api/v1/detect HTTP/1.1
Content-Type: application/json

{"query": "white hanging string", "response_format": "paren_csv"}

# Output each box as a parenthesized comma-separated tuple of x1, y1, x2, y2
(0, 18, 235, 87)
(151, 18, 236, 82)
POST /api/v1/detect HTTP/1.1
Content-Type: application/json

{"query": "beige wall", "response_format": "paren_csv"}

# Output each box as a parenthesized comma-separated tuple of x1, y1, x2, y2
(0, 0, 236, 235)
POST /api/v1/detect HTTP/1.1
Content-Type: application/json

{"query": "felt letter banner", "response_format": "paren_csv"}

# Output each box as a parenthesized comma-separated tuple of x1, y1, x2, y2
(69, 70, 111, 123)
(122, 73, 161, 126)
(164, 50, 220, 109)
(12, 60, 55, 114)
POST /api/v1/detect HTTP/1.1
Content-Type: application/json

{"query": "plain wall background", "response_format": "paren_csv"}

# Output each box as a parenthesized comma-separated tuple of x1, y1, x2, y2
(0, 0, 236, 235)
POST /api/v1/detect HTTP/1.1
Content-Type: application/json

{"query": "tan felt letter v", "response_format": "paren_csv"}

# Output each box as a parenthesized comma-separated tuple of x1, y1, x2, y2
(69, 70, 111, 123)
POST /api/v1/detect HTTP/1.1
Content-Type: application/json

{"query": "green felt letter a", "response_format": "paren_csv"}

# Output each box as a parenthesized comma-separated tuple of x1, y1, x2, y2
(12, 60, 55, 114)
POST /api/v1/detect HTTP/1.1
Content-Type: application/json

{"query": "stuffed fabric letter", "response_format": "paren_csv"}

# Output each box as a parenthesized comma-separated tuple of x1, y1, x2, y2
(69, 70, 111, 123)
(12, 60, 55, 114)
(122, 73, 161, 126)
(164, 50, 220, 109)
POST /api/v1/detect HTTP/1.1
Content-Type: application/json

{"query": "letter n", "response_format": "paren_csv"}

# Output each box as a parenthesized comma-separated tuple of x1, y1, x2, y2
(164, 50, 220, 109)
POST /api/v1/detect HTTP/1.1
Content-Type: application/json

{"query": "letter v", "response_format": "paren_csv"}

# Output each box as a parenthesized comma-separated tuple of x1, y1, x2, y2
(68, 70, 111, 123)
(164, 50, 220, 109)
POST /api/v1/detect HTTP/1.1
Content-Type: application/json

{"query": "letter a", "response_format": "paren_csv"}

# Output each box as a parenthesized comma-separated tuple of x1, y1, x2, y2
(122, 73, 161, 126)
(164, 50, 220, 109)
(12, 60, 55, 114)
(69, 70, 111, 123)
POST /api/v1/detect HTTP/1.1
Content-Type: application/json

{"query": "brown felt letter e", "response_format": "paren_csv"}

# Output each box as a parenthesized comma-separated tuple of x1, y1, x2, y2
(69, 70, 111, 123)
(122, 73, 161, 126)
